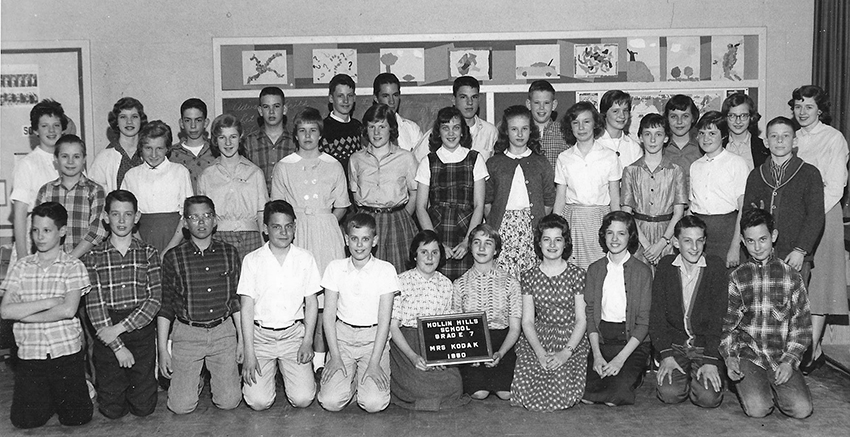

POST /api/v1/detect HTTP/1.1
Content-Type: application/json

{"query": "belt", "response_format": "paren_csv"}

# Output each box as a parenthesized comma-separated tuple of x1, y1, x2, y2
(178, 315, 228, 329)
(341, 320, 378, 329)
(359, 203, 407, 214)
(632, 212, 674, 223)
(254, 320, 297, 331)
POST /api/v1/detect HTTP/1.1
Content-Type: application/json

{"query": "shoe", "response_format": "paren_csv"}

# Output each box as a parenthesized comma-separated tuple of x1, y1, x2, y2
(801, 352, 826, 376)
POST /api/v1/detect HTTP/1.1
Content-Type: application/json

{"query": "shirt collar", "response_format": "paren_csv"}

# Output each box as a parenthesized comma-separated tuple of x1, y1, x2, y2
(607, 251, 631, 267)
(671, 254, 707, 269)
(636, 154, 675, 171)
(346, 255, 376, 272)
(505, 148, 532, 159)
(330, 112, 350, 123)
(437, 145, 469, 159)
(799, 120, 824, 137)
(366, 143, 399, 157)
(728, 132, 751, 148)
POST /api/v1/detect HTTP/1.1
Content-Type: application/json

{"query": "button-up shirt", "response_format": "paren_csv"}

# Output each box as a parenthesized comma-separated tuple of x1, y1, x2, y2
(170, 140, 217, 192)
(726, 132, 755, 172)
(796, 120, 849, 212)
(554, 140, 621, 206)
(349, 143, 418, 208)
(121, 159, 193, 214)
(197, 156, 268, 232)
(36, 175, 109, 252)
(672, 254, 706, 345)
(601, 252, 630, 323)
(244, 128, 296, 192)
(620, 155, 687, 216)
(452, 267, 521, 330)
(396, 113, 424, 153)
(394, 269, 454, 328)
(598, 130, 643, 169)
(10, 146, 57, 209)
(689, 149, 748, 215)
(321, 256, 399, 326)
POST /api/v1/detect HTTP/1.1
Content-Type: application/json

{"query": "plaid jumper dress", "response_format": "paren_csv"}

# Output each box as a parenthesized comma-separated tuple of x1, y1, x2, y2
(427, 150, 477, 281)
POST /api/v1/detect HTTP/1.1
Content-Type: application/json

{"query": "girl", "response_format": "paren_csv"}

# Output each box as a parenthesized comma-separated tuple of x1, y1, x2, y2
(349, 103, 419, 274)
(597, 90, 643, 169)
(485, 105, 555, 278)
(90, 97, 148, 193)
(451, 224, 521, 401)
(790, 85, 849, 374)
(620, 113, 686, 266)
(721, 92, 768, 172)
(415, 106, 487, 281)
(583, 211, 652, 406)
(553, 101, 621, 271)
(197, 113, 268, 260)
(389, 230, 471, 411)
(511, 214, 588, 411)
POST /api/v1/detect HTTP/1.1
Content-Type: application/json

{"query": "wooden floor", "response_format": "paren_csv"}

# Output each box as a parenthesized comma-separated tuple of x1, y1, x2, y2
(1, 359, 848, 437)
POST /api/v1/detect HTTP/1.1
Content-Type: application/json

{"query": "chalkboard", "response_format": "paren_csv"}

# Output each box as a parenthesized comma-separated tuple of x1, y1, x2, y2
(418, 312, 493, 366)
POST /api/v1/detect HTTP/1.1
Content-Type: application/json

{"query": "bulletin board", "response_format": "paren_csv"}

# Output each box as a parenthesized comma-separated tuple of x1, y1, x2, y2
(0, 40, 95, 238)
(213, 28, 765, 137)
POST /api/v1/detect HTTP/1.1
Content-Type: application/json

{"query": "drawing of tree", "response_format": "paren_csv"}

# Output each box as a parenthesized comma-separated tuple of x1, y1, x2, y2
(380, 52, 398, 73)
(683, 66, 694, 80)
(671, 66, 682, 80)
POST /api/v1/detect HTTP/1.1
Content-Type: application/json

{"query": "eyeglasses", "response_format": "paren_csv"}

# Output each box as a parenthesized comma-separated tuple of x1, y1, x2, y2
(186, 212, 215, 222)
(726, 113, 750, 122)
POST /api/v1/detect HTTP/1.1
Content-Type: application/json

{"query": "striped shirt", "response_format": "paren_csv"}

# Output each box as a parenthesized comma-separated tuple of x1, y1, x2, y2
(452, 267, 522, 330)
(84, 238, 162, 352)
(160, 239, 241, 323)
(394, 269, 454, 328)
(36, 175, 109, 253)
(0, 252, 91, 360)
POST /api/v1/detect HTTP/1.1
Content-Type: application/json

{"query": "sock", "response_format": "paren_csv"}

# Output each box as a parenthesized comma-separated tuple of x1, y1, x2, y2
(313, 352, 326, 371)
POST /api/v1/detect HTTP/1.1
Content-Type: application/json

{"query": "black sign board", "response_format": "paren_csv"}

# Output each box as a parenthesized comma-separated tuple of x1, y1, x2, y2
(417, 312, 493, 366)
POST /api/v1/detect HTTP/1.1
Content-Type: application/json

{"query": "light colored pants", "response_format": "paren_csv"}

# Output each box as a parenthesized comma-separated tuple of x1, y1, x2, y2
(167, 320, 241, 414)
(242, 322, 316, 410)
(317, 321, 390, 413)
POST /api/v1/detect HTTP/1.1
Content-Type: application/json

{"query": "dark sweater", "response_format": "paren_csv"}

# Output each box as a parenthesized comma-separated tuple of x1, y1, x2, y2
(649, 254, 728, 361)
(584, 255, 653, 343)
(320, 115, 363, 180)
(484, 152, 555, 229)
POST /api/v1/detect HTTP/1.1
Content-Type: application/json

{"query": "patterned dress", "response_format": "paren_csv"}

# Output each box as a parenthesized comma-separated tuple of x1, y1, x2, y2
(511, 263, 589, 411)
(427, 150, 477, 281)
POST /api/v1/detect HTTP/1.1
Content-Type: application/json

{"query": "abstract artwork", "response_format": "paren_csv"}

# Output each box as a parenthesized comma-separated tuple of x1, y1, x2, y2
(449, 48, 491, 80)
(515, 44, 560, 79)
(312, 48, 358, 84)
(242, 50, 288, 85)
(576, 91, 602, 109)
(711, 35, 745, 81)
(666, 37, 700, 81)
(574, 43, 618, 78)
(379, 48, 425, 82)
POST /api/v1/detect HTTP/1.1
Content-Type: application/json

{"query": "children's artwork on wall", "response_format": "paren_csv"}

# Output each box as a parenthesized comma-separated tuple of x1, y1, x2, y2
(0, 64, 40, 107)
(711, 36, 745, 81)
(726, 89, 748, 97)
(576, 91, 602, 109)
(312, 48, 358, 84)
(574, 43, 618, 78)
(515, 44, 560, 79)
(629, 89, 723, 135)
(241, 50, 288, 86)
(666, 37, 700, 81)
(625, 37, 660, 82)
(379, 48, 425, 82)
(449, 48, 491, 80)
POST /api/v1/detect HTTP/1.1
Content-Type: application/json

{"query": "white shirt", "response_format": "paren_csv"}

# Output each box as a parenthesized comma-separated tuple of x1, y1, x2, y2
(554, 140, 621, 205)
(726, 132, 755, 172)
(601, 251, 630, 323)
(796, 121, 849, 212)
(89, 148, 124, 194)
(412, 115, 498, 163)
(688, 149, 748, 215)
(396, 113, 423, 152)
(237, 243, 322, 328)
(504, 149, 531, 210)
(121, 159, 193, 214)
(671, 254, 706, 316)
(414, 146, 489, 186)
(597, 130, 643, 169)
(321, 256, 399, 326)
(10, 147, 57, 209)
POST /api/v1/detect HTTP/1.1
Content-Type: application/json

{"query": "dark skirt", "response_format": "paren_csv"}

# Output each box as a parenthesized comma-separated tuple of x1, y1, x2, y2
(583, 321, 650, 406)
(390, 327, 470, 411)
(693, 211, 739, 265)
(459, 328, 516, 394)
(138, 212, 181, 256)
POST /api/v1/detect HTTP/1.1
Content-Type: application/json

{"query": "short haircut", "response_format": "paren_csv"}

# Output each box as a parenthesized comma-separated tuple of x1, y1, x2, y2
(788, 85, 832, 125)
(263, 199, 295, 224)
(766, 116, 797, 134)
(108, 97, 148, 133)
(721, 92, 761, 136)
(183, 195, 216, 216)
(453, 76, 480, 96)
(30, 99, 69, 132)
(105, 189, 138, 213)
(533, 214, 572, 261)
(138, 120, 173, 151)
(695, 111, 728, 140)
(54, 134, 86, 158)
(257, 87, 286, 127)
(600, 90, 632, 115)
(209, 113, 246, 157)
(673, 215, 707, 238)
(292, 107, 324, 149)
(740, 208, 775, 234)
(527, 80, 555, 97)
(428, 106, 472, 152)
(598, 211, 639, 254)
(32, 201, 68, 229)
(329, 74, 356, 94)
(561, 101, 605, 145)
(373, 73, 400, 96)
(495, 105, 542, 155)
(638, 113, 668, 137)
(361, 103, 399, 147)
(664, 95, 699, 128)
(345, 212, 377, 235)
(408, 229, 445, 271)
(180, 98, 208, 119)
(467, 223, 503, 258)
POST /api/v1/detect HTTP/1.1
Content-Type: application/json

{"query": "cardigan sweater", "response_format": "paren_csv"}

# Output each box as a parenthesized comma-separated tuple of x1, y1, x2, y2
(484, 151, 555, 229)
(584, 255, 652, 343)
(749, 136, 770, 170)
(742, 156, 824, 260)
(649, 254, 728, 362)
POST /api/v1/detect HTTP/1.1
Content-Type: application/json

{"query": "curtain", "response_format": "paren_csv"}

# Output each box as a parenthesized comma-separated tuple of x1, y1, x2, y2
(813, 0, 850, 136)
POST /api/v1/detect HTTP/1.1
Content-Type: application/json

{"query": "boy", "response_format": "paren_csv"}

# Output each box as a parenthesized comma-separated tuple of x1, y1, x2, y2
(84, 190, 161, 419)
(35, 134, 108, 259)
(0, 202, 93, 429)
(413, 76, 497, 163)
(11, 99, 66, 259)
(373, 73, 423, 152)
(650, 216, 727, 408)
(742, 116, 824, 278)
(239, 200, 321, 410)
(158, 196, 243, 414)
(689, 111, 748, 268)
(320, 74, 363, 181)
(171, 98, 216, 191)
(720, 208, 813, 419)
(317, 213, 398, 413)
(663, 95, 702, 191)
(525, 80, 568, 170)
(244, 87, 295, 191)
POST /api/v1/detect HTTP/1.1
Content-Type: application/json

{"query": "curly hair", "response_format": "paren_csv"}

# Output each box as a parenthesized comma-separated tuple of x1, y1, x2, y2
(494, 105, 541, 155)
(561, 101, 605, 145)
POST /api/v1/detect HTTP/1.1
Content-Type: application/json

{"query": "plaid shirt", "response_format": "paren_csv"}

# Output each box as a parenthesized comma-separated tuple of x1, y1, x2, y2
(720, 254, 812, 371)
(36, 175, 108, 252)
(0, 252, 91, 360)
(84, 238, 162, 352)
(539, 120, 569, 170)
(244, 129, 296, 193)
(170, 140, 217, 192)
(160, 239, 241, 324)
